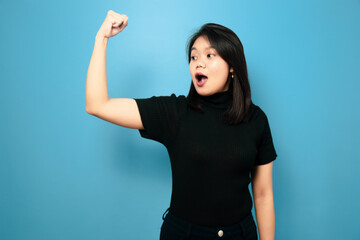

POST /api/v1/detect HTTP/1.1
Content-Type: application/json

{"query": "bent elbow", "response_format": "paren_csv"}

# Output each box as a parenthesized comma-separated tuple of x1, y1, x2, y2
(86, 105, 96, 115)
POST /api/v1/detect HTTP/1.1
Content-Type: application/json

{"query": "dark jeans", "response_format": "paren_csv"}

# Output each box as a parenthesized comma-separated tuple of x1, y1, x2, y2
(160, 208, 258, 240)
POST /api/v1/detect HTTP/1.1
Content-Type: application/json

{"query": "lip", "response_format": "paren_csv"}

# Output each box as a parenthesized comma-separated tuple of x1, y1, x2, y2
(195, 72, 208, 79)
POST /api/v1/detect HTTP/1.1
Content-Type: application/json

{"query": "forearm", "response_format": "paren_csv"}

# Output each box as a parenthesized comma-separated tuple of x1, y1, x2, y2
(254, 194, 275, 240)
(86, 34, 110, 112)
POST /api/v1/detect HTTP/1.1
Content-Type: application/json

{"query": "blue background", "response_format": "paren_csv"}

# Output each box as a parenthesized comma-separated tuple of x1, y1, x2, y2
(1, 0, 359, 239)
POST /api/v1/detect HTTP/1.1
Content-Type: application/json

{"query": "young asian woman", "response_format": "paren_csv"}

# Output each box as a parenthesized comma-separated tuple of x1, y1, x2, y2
(86, 10, 277, 240)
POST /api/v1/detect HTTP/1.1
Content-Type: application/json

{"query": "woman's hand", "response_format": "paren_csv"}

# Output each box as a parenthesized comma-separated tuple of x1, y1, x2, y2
(96, 10, 128, 39)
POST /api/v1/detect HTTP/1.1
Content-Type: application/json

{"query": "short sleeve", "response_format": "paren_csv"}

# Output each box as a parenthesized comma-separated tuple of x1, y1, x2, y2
(134, 93, 182, 145)
(255, 108, 278, 165)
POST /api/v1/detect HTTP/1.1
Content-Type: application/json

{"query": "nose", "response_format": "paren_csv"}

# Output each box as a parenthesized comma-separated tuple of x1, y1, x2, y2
(196, 57, 205, 68)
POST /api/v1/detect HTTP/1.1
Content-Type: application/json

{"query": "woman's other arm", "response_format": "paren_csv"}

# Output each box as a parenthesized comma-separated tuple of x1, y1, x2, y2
(86, 10, 144, 130)
(251, 162, 275, 240)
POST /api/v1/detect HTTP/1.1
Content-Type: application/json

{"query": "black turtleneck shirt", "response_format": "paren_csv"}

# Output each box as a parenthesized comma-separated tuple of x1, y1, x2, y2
(134, 89, 277, 227)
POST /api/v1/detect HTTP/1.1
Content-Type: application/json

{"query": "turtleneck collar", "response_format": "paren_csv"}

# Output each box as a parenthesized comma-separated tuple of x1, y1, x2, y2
(198, 88, 233, 110)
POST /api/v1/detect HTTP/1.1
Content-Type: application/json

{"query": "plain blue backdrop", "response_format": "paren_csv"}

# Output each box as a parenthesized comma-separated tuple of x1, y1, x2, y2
(1, 0, 359, 239)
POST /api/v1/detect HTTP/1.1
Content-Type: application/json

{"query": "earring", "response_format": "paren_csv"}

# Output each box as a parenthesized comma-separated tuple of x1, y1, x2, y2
(231, 72, 234, 79)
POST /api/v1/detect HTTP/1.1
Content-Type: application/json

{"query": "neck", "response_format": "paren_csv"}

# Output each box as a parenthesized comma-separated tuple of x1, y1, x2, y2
(198, 88, 233, 109)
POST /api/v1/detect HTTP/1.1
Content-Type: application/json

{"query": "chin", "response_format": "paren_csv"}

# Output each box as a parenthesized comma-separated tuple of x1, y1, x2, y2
(194, 87, 214, 96)
(192, 81, 216, 96)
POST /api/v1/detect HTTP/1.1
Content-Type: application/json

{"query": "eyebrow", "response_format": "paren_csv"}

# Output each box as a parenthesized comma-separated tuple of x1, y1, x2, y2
(191, 46, 216, 51)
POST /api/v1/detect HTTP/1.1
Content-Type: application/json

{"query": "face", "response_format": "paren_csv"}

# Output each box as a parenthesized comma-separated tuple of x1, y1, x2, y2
(189, 36, 233, 96)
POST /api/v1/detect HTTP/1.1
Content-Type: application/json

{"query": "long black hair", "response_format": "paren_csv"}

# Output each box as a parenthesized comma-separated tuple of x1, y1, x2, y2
(186, 23, 254, 124)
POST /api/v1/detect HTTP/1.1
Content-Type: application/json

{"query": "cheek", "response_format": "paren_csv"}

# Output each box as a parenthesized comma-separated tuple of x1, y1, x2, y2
(189, 63, 195, 75)
(209, 61, 229, 79)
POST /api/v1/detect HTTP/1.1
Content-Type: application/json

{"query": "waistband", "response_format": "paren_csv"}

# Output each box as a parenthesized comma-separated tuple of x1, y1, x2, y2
(162, 208, 255, 238)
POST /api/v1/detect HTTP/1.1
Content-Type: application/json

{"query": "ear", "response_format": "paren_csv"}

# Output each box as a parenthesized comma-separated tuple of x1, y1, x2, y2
(230, 67, 234, 73)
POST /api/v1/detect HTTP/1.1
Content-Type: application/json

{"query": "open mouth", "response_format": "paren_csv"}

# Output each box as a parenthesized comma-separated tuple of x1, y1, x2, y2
(195, 73, 208, 82)
(195, 72, 208, 86)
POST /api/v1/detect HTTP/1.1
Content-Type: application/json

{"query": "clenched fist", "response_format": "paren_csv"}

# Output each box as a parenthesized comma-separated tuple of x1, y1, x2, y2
(97, 10, 128, 39)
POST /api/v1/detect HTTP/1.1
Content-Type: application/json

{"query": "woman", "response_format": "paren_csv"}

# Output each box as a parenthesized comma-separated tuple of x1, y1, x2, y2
(86, 10, 277, 240)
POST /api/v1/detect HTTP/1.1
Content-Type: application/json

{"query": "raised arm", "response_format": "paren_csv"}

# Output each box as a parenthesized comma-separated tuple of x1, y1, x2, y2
(86, 10, 144, 130)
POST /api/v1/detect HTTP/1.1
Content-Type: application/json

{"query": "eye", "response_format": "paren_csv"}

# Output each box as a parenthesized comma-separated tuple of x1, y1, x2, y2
(191, 56, 197, 60)
(207, 54, 215, 58)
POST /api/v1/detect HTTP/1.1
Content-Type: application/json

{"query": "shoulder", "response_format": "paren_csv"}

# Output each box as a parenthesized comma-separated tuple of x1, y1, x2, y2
(251, 103, 267, 121)
(135, 93, 186, 103)
(250, 103, 274, 132)
(135, 93, 187, 114)
(165, 93, 187, 103)
(152, 93, 187, 107)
